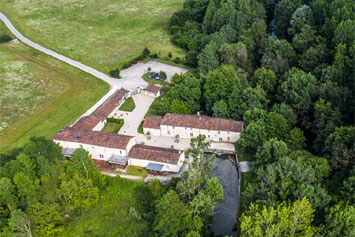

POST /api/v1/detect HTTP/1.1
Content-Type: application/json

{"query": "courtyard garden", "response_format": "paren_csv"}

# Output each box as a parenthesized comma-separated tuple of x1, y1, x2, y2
(118, 97, 136, 112)
(101, 118, 124, 133)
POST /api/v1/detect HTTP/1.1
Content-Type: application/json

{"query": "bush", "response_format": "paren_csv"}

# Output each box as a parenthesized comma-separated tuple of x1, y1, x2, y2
(109, 68, 120, 78)
(173, 57, 181, 64)
(0, 34, 12, 43)
(149, 72, 157, 79)
(150, 53, 158, 59)
(122, 62, 132, 69)
(106, 118, 124, 124)
(168, 52, 172, 58)
(148, 66, 152, 72)
(159, 71, 167, 81)
(143, 47, 150, 57)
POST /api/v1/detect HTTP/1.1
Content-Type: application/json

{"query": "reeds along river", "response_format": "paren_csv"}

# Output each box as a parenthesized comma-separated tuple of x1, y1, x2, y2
(210, 156, 239, 237)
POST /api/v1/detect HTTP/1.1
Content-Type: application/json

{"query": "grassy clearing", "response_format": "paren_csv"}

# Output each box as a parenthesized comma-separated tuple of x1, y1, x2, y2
(60, 176, 149, 236)
(0, 22, 109, 151)
(126, 165, 148, 179)
(101, 122, 122, 133)
(0, 0, 186, 73)
(118, 97, 136, 112)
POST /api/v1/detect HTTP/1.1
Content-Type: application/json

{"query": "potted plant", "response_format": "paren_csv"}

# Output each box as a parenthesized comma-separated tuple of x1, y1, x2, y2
(175, 134, 180, 143)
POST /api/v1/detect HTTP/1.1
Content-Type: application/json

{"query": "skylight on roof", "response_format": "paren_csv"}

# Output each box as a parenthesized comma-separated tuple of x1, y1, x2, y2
(75, 136, 81, 141)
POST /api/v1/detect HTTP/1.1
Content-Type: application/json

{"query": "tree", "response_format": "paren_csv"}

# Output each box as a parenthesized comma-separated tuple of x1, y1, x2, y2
(286, 128, 306, 151)
(274, 0, 301, 38)
(13, 172, 39, 205)
(321, 202, 355, 236)
(292, 24, 315, 53)
(244, 157, 331, 209)
(324, 126, 355, 173)
(212, 100, 228, 118)
(228, 86, 268, 120)
(240, 198, 317, 236)
(204, 65, 245, 112)
(153, 190, 202, 237)
(142, 47, 150, 57)
(255, 138, 289, 166)
(177, 135, 224, 232)
(218, 42, 252, 72)
(261, 38, 297, 76)
(340, 168, 355, 203)
(58, 174, 99, 214)
(23, 137, 63, 163)
(265, 112, 290, 141)
(170, 99, 191, 114)
(159, 71, 167, 81)
(271, 103, 297, 127)
(236, 119, 267, 154)
(3, 209, 33, 237)
(198, 41, 219, 74)
(279, 68, 317, 125)
(168, 52, 172, 58)
(109, 68, 120, 78)
(251, 67, 277, 100)
(0, 178, 17, 212)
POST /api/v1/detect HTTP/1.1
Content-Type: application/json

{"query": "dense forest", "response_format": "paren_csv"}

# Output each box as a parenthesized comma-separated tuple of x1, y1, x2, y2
(160, 0, 354, 235)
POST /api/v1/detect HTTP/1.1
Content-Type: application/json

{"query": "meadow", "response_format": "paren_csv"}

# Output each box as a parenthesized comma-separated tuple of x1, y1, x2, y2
(0, 0, 186, 73)
(0, 22, 109, 151)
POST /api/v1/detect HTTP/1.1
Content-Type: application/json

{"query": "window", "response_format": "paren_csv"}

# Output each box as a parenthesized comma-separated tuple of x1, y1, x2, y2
(185, 127, 187, 130)
(92, 146, 94, 149)
(228, 131, 230, 135)
(218, 131, 221, 135)
(219, 137, 222, 141)
(168, 131, 170, 135)
(120, 150, 122, 154)
(79, 144, 83, 148)
(190, 128, 193, 131)
(104, 148, 107, 152)
(208, 130, 210, 133)
(173, 126, 175, 129)
(190, 133, 193, 137)
(228, 137, 230, 141)
(99, 154, 104, 159)
(208, 135, 210, 138)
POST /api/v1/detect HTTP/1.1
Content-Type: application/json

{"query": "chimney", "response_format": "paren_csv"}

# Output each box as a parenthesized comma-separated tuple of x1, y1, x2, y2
(197, 111, 201, 120)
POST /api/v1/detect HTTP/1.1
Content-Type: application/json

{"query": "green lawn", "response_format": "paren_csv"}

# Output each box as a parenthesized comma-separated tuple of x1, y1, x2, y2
(0, 0, 186, 74)
(127, 166, 148, 179)
(118, 97, 136, 112)
(60, 176, 150, 236)
(101, 121, 123, 133)
(137, 120, 144, 134)
(0, 22, 109, 151)
(142, 73, 170, 86)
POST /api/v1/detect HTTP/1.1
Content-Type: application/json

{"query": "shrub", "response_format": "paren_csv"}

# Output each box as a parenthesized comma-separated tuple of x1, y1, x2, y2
(168, 52, 172, 58)
(135, 55, 144, 61)
(109, 68, 120, 78)
(0, 34, 12, 43)
(148, 66, 152, 72)
(173, 57, 181, 64)
(150, 53, 158, 59)
(149, 72, 157, 79)
(122, 62, 132, 69)
(143, 47, 150, 57)
(159, 71, 167, 81)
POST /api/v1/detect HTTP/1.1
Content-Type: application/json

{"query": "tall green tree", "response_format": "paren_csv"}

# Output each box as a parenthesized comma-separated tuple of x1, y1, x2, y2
(321, 202, 355, 236)
(240, 198, 317, 236)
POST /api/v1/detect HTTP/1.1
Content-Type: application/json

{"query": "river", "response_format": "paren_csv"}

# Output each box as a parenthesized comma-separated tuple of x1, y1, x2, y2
(210, 156, 239, 237)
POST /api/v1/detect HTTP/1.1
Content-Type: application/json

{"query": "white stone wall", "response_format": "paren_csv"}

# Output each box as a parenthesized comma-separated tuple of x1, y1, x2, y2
(54, 139, 131, 161)
(128, 152, 185, 173)
(160, 125, 240, 142)
(143, 127, 161, 136)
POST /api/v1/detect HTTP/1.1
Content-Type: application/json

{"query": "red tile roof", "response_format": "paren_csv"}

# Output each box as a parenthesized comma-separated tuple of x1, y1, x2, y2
(93, 88, 128, 120)
(145, 85, 163, 94)
(143, 116, 163, 129)
(53, 127, 133, 150)
(161, 113, 244, 132)
(71, 115, 101, 130)
(71, 88, 128, 130)
(128, 144, 182, 165)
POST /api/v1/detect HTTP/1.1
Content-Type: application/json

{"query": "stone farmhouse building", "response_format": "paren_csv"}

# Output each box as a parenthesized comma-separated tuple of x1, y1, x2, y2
(143, 113, 244, 143)
(53, 88, 186, 174)
(138, 85, 163, 98)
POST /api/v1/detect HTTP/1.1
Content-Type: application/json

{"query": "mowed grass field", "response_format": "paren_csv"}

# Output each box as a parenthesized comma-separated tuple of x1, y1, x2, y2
(0, 0, 186, 73)
(0, 22, 109, 151)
